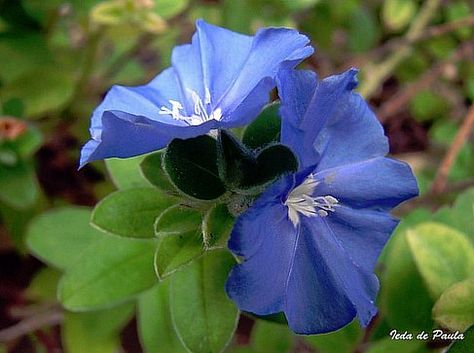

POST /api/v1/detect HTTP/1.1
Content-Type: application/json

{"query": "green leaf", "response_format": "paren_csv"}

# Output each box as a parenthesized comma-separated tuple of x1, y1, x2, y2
(154, 205, 204, 279)
(0, 148, 17, 165)
(242, 103, 281, 150)
(433, 278, 474, 332)
(432, 188, 474, 242)
(26, 268, 61, 302)
(281, 0, 320, 11)
(348, 7, 378, 53)
(252, 312, 287, 325)
(407, 222, 474, 299)
(382, 0, 417, 32)
(379, 208, 432, 264)
(202, 204, 234, 250)
(137, 283, 187, 353)
(21, 0, 63, 24)
(0, 201, 37, 251)
(58, 236, 157, 311)
(164, 136, 226, 200)
(105, 155, 151, 189)
(0, 160, 38, 209)
(2, 97, 24, 117)
(90, 0, 127, 26)
(140, 151, 176, 192)
(154, 204, 202, 237)
(11, 124, 43, 158)
(154, 0, 189, 19)
(446, 325, 474, 353)
(254, 144, 298, 185)
(445, 1, 472, 39)
(217, 129, 258, 189)
(155, 231, 204, 279)
(26, 208, 103, 270)
(0, 33, 52, 83)
(381, 229, 434, 331)
(425, 36, 457, 60)
(252, 321, 293, 353)
(170, 250, 239, 353)
(91, 187, 176, 238)
(409, 90, 449, 122)
(365, 338, 427, 353)
(218, 129, 297, 192)
(63, 303, 134, 353)
(222, 0, 254, 33)
(1, 67, 74, 117)
(305, 320, 362, 353)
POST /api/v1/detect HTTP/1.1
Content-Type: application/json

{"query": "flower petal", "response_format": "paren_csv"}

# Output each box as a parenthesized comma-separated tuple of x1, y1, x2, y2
(284, 222, 357, 334)
(172, 20, 253, 114)
(226, 203, 296, 315)
(172, 20, 313, 121)
(313, 157, 419, 211)
(285, 217, 379, 334)
(82, 21, 314, 166)
(219, 77, 274, 128)
(80, 111, 216, 167)
(80, 68, 190, 166)
(277, 69, 388, 169)
(322, 206, 398, 273)
(89, 68, 183, 137)
(216, 26, 313, 118)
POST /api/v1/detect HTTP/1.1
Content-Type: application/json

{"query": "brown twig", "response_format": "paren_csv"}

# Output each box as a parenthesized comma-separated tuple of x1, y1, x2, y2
(352, 314, 380, 353)
(431, 104, 474, 194)
(423, 14, 474, 39)
(292, 337, 317, 353)
(395, 179, 474, 215)
(376, 40, 474, 122)
(0, 308, 63, 343)
(362, 15, 474, 63)
(9, 303, 59, 319)
(359, 0, 442, 97)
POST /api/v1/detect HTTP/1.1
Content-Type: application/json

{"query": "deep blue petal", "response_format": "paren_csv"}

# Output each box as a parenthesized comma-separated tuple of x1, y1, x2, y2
(174, 19, 253, 113)
(215, 26, 313, 118)
(80, 68, 187, 166)
(313, 157, 419, 211)
(88, 73, 184, 139)
(225, 203, 296, 315)
(312, 92, 388, 172)
(219, 77, 275, 129)
(285, 222, 357, 334)
(285, 217, 379, 334)
(81, 20, 314, 166)
(228, 175, 294, 257)
(323, 206, 398, 273)
(171, 20, 313, 121)
(277, 68, 388, 169)
(79, 111, 216, 167)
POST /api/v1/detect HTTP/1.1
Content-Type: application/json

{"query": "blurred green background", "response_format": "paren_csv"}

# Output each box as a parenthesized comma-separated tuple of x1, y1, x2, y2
(0, 0, 473, 353)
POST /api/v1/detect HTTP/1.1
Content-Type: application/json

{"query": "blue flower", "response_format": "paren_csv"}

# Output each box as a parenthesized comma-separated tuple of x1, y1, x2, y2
(80, 20, 313, 167)
(225, 68, 418, 334)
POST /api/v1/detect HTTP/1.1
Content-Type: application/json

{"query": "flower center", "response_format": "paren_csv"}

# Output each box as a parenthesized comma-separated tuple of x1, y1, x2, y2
(284, 175, 339, 226)
(159, 88, 222, 126)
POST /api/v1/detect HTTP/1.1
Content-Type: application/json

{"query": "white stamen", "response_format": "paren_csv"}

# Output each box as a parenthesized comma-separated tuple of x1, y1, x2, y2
(204, 87, 211, 105)
(284, 174, 339, 226)
(158, 88, 222, 126)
